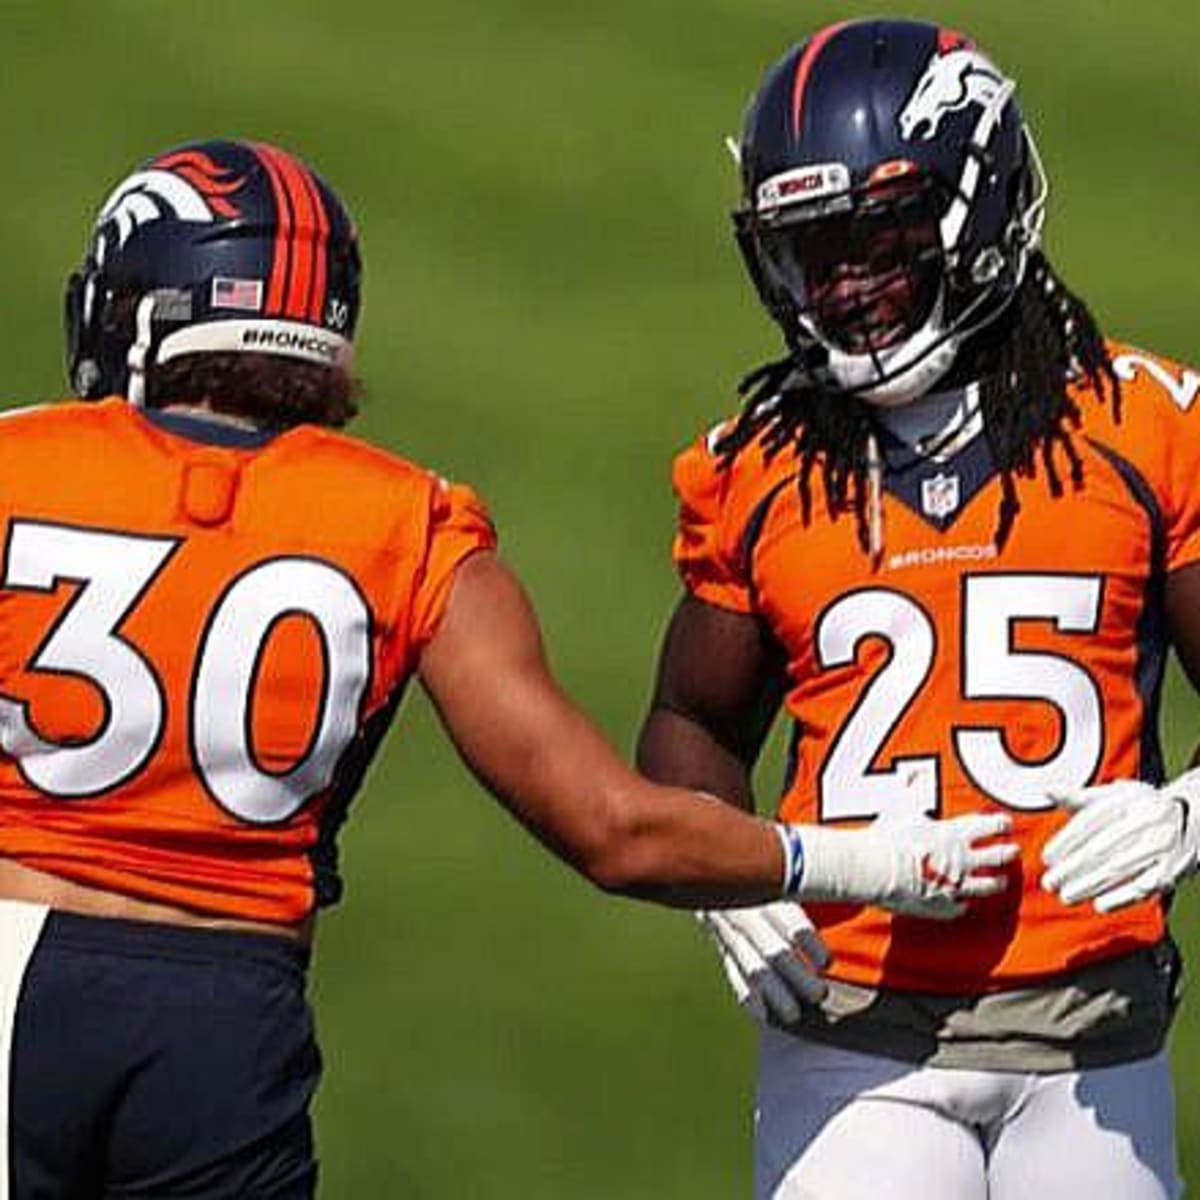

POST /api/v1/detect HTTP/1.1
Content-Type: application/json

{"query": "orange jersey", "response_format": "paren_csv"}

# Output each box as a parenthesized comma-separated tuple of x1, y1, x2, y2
(673, 343, 1200, 993)
(0, 399, 494, 924)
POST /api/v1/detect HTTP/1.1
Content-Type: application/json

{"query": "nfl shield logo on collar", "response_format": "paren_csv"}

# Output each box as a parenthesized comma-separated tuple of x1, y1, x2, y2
(921, 472, 961, 520)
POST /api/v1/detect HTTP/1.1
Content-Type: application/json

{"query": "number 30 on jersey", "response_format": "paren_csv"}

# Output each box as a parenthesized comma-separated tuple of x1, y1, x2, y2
(0, 522, 371, 824)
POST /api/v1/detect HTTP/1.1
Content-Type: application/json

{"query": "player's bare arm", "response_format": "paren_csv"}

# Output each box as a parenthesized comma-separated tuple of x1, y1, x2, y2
(1166, 561, 1200, 694)
(417, 551, 787, 908)
(637, 593, 789, 809)
(638, 596, 837, 1019)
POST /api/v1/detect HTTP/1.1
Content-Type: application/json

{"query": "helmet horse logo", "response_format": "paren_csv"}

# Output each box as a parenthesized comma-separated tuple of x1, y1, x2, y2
(96, 151, 246, 250)
(899, 49, 1007, 141)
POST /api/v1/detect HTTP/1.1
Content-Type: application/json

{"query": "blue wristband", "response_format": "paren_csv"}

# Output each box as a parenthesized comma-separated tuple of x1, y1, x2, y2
(775, 823, 806, 896)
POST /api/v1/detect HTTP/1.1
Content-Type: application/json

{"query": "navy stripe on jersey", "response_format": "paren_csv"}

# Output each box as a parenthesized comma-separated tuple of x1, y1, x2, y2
(1088, 438, 1168, 786)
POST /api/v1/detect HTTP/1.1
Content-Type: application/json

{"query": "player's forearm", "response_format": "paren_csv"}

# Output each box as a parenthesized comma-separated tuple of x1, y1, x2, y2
(636, 706, 756, 811)
(452, 695, 787, 907)
(572, 777, 786, 907)
(417, 555, 788, 906)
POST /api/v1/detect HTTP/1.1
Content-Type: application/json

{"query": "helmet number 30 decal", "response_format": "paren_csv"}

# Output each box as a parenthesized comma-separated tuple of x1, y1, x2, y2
(815, 575, 1104, 818)
(0, 522, 371, 823)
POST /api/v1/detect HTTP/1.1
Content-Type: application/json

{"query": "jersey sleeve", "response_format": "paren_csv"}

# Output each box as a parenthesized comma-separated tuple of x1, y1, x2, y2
(671, 432, 753, 613)
(1111, 348, 1200, 571)
(1163, 396, 1200, 571)
(409, 477, 498, 650)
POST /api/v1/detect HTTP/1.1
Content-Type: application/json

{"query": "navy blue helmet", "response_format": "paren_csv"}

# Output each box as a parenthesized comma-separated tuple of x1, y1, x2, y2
(733, 19, 1045, 405)
(65, 140, 362, 404)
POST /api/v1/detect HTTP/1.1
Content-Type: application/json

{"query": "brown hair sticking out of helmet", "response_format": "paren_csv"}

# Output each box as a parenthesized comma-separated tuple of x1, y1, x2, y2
(715, 250, 1119, 553)
(145, 353, 360, 429)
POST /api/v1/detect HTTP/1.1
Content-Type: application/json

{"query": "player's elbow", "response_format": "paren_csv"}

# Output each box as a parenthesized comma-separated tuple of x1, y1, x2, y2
(580, 845, 642, 897)
(575, 797, 671, 898)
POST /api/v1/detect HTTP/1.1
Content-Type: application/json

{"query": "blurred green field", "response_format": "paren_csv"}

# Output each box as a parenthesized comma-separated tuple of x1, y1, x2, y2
(2, 0, 1199, 1194)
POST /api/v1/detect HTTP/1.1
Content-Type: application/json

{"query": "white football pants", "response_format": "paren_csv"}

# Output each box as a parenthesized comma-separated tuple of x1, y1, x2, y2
(755, 1030, 1182, 1200)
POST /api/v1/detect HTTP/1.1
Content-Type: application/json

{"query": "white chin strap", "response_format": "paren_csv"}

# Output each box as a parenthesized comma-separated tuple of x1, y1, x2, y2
(809, 291, 961, 408)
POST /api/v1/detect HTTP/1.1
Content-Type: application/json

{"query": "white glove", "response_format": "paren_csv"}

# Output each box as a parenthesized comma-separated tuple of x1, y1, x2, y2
(696, 901, 830, 1026)
(1042, 772, 1200, 912)
(784, 811, 1017, 918)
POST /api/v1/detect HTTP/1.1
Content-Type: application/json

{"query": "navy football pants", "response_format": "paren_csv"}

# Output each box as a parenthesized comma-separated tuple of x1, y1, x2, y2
(0, 904, 319, 1198)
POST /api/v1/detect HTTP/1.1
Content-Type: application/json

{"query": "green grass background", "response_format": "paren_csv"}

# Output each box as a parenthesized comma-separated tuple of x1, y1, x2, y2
(2, 1, 1199, 1194)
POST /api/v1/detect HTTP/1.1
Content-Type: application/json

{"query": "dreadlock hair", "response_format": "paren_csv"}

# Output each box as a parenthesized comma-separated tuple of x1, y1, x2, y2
(716, 250, 1118, 554)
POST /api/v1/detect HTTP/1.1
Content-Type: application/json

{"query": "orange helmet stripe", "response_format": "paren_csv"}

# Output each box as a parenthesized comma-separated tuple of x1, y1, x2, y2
(791, 21, 852, 139)
(152, 150, 247, 219)
(937, 28, 974, 52)
(251, 144, 293, 316)
(263, 146, 318, 321)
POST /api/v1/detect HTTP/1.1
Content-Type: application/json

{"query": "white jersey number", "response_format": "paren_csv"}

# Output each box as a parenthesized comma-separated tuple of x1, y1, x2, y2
(194, 560, 371, 823)
(1112, 353, 1200, 413)
(0, 524, 177, 797)
(816, 575, 1104, 817)
(0, 522, 371, 822)
(816, 590, 938, 821)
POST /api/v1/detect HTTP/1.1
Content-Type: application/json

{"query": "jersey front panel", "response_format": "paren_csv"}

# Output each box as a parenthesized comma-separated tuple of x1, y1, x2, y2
(673, 345, 1200, 993)
(0, 400, 494, 923)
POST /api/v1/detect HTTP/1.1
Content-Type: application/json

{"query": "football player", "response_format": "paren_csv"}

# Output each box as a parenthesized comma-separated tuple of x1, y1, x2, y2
(0, 139, 1016, 1196)
(637, 18, 1197, 1199)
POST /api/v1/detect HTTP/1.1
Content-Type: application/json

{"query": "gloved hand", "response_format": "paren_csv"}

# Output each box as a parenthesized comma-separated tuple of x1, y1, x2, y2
(781, 811, 1017, 917)
(696, 900, 830, 1026)
(1042, 772, 1200, 912)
